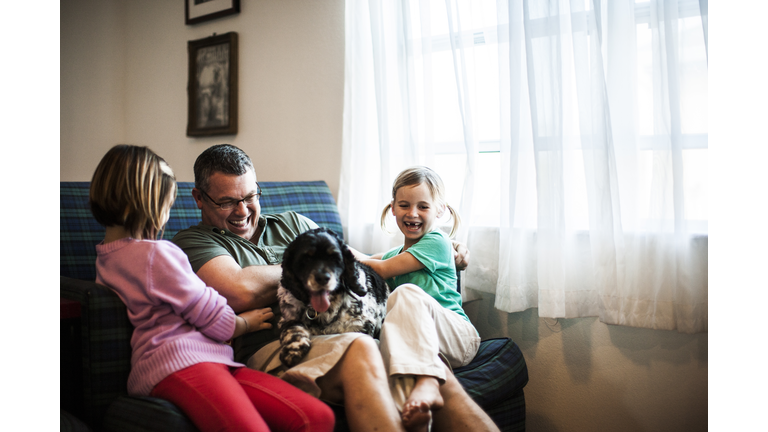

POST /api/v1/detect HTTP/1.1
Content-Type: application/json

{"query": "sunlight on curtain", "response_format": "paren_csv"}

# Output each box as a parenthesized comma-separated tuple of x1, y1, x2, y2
(340, 0, 707, 333)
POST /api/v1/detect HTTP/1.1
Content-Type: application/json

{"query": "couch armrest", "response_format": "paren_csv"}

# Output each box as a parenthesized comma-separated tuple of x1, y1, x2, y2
(454, 337, 529, 407)
(61, 276, 133, 431)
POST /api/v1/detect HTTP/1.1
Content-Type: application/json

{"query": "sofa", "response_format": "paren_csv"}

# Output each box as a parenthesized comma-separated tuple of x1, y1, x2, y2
(60, 180, 528, 432)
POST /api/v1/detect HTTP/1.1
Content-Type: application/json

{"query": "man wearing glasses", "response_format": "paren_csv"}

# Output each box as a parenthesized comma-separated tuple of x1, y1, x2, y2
(174, 145, 311, 314)
(173, 144, 496, 432)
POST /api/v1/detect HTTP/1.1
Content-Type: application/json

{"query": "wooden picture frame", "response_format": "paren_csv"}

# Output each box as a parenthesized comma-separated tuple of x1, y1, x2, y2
(185, 0, 240, 25)
(187, 32, 238, 137)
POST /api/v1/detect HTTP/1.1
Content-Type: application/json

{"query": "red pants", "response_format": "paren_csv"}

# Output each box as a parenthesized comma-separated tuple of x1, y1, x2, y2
(150, 363, 334, 432)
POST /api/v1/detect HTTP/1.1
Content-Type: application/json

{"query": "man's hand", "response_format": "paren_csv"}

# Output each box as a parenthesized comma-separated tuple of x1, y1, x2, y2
(451, 241, 470, 271)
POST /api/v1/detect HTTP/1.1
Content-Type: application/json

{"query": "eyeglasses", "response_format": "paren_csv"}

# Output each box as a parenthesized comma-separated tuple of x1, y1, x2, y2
(200, 183, 262, 211)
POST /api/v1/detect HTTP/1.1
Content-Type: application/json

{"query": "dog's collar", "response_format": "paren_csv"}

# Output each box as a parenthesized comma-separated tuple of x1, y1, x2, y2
(305, 308, 319, 320)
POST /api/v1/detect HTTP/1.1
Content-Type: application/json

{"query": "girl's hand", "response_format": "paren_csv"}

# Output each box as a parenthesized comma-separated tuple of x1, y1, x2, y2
(347, 245, 381, 261)
(234, 307, 274, 338)
(452, 241, 470, 271)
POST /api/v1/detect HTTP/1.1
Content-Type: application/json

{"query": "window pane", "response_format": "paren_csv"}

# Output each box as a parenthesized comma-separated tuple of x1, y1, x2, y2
(435, 152, 501, 227)
(636, 22, 654, 136)
(679, 16, 708, 135)
(683, 148, 707, 224)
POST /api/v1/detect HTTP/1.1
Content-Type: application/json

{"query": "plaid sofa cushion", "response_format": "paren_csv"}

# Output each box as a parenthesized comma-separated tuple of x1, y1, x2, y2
(454, 337, 528, 406)
(60, 409, 92, 432)
(257, 181, 343, 237)
(454, 337, 528, 431)
(61, 181, 343, 281)
(61, 277, 133, 431)
(60, 183, 107, 281)
(484, 394, 526, 432)
(103, 396, 198, 432)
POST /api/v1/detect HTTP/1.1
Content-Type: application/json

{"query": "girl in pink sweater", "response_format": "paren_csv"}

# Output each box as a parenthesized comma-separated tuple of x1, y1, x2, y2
(90, 145, 334, 432)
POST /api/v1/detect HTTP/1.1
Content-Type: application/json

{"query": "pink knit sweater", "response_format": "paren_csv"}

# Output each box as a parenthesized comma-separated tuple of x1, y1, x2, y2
(95, 237, 241, 396)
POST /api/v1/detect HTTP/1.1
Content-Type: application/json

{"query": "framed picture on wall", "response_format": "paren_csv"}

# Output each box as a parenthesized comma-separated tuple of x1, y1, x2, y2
(187, 32, 238, 137)
(185, 0, 240, 25)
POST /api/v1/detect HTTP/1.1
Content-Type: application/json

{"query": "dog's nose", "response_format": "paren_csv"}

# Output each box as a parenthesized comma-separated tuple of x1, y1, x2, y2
(315, 272, 331, 285)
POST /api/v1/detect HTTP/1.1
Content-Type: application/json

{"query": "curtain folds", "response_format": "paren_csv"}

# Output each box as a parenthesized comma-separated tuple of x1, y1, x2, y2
(340, 0, 707, 333)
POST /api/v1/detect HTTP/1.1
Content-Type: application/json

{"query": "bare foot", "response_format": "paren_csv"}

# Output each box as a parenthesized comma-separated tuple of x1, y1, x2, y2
(402, 376, 444, 432)
(402, 400, 431, 432)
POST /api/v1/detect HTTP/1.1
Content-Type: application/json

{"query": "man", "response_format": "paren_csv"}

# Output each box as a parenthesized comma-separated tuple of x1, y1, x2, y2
(173, 144, 498, 432)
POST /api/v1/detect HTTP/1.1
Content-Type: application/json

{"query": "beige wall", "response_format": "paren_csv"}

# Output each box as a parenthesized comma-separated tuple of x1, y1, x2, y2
(61, 0, 344, 197)
(60, 1, 707, 431)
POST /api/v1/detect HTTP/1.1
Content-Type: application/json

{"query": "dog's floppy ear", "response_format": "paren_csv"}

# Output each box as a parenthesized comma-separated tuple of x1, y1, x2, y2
(280, 230, 310, 303)
(340, 237, 368, 297)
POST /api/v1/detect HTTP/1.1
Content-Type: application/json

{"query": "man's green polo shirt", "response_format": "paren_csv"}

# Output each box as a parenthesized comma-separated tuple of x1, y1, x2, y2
(172, 211, 318, 272)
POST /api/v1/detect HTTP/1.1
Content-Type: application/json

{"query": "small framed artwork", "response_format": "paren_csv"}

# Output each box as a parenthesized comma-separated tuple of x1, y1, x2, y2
(187, 32, 238, 137)
(185, 0, 240, 25)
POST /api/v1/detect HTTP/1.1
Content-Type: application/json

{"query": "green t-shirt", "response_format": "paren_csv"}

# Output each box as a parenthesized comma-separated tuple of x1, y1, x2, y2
(171, 211, 318, 362)
(172, 211, 318, 272)
(382, 230, 470, 323)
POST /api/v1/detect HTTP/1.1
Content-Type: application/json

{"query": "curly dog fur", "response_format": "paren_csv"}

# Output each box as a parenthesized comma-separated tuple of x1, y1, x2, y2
(277, 227, 390, 367)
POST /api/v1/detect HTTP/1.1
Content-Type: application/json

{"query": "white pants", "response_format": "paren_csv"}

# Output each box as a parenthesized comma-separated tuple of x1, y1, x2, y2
(380, 284, 481, 410)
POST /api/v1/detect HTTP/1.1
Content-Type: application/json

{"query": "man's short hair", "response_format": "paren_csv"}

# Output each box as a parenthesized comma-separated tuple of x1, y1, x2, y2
(194, 144, 255, 192)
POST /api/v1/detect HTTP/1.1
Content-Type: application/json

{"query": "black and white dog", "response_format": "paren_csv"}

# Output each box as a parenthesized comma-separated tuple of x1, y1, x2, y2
(277, 227, 390, 367)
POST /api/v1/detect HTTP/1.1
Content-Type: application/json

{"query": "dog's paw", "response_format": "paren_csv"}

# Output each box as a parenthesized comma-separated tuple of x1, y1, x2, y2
(279, 325, 311, 367)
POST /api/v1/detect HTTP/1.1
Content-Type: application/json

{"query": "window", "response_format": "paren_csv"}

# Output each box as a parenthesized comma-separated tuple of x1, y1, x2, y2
(342, 0, 708, 331)
(410, 0, 708, 232)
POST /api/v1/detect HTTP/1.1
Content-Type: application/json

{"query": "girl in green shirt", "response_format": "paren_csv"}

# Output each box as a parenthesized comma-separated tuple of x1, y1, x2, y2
(358, 166, 480, 432)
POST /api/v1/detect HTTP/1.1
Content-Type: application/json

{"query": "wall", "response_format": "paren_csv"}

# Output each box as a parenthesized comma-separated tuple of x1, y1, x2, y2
(61, 0, 127, 171)
(60, 1, 707, 431)
(464, 299, 707, 431)
(61, 0, 345, 197)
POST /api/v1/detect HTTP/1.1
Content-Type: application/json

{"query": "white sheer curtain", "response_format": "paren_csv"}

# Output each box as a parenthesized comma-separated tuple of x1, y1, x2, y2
(340, 0, 708, 333)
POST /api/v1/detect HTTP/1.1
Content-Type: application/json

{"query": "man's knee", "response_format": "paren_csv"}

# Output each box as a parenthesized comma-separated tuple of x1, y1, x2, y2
(347, 334, 376, 352)
(325, 336, 387, 395)
(439, 364, 470, 402)
(345, 336, 384, 369)
(317, 336, 383, 402)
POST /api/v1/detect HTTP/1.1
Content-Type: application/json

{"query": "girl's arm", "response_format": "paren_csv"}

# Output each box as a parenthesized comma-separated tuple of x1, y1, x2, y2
(350, 242, 469, 270)
(150, 244, 247, 342)
(361, 252, 424, 280)
(348, 245, 412, 279)
(347, 246, 384, 261)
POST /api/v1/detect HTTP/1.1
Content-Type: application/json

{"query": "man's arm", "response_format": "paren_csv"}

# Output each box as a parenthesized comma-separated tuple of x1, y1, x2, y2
(196, 255, 281, 313)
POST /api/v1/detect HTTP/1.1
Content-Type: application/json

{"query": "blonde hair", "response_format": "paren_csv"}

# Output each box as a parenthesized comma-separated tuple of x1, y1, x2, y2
(380, 166, 461, 238)
(90, 145, 177, 240)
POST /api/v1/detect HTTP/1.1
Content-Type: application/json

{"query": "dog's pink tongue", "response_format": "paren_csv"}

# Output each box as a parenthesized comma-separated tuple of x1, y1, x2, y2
(311, 292, 331, 313)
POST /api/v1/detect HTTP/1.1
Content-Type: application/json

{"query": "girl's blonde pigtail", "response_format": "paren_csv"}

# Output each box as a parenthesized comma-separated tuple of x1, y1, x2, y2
(445, 204, 461, 238)
(380, 203, 393, 234)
